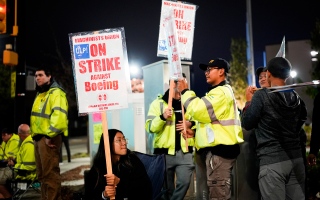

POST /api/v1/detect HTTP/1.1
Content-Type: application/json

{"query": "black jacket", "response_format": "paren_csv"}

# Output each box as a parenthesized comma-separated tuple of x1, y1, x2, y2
(310, 92, 320, 155)
(85, 151, 152, 200)
(241, 88, 307, 166)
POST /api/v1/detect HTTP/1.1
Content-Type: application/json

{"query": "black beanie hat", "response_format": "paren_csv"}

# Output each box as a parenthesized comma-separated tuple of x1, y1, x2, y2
(266, 57, 292, 79)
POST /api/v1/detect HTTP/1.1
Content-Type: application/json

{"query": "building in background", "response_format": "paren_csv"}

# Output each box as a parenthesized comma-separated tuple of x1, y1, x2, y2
(265, 40, 314, 122)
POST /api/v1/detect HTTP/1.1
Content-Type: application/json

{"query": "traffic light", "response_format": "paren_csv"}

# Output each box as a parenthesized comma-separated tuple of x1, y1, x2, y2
(3, 49, 18, 66)
(0, 0, 5, 34)
(3, 44, 18, 66)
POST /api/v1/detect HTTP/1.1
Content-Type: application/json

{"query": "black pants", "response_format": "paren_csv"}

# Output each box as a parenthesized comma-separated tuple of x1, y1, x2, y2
(59, 135, 71, 162)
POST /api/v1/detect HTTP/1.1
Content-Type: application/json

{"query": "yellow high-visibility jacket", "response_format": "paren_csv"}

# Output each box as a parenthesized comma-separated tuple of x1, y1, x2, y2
(14, 135, 36, 180)
(63, 129, 68, 137)
(30, 82, 68, 138)
(181, 84, 244, 150)
(0, 134, 20, 160)
(145, 94, 195, 155)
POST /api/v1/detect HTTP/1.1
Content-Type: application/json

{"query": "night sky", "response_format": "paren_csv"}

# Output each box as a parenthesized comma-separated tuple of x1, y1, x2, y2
(25, 0, 320, 96)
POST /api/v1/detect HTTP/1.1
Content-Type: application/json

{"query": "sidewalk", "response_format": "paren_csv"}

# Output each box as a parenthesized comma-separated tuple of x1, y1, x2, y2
(60, 136, 91, 186)
(60, 157, 91, 186)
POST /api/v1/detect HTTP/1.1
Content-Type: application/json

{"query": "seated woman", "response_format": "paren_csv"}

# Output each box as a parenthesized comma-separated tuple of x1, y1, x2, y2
(85, 129, 152, 200)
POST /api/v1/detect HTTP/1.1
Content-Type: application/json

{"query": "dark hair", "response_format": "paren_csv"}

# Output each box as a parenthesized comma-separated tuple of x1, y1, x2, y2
(256, 67, 267, 77)
(266, 57, 292, 79)
(93, 129, 133, 174)
(35, 66, 54, 84)
(35, 66, 52, 77)
(1, 128, 13, 134)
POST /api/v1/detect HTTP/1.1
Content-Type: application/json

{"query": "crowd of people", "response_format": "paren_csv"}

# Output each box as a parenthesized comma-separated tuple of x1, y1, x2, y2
(0, 55, 318, 200)
(144, 56, 319, 200)
(0, 66, 69, 200)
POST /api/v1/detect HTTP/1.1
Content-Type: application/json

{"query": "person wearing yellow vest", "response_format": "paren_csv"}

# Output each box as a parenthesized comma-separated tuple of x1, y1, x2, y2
(0, 128, 20, 199)
(177, 58, 244, 200)
(145, 74, 196, 200)
(31, 66, 68, 200)
(0, 124, 37, 199)
(0, 128, 20, 161)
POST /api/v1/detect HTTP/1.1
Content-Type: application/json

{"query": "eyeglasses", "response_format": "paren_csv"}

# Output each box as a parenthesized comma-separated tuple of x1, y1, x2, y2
(114, 138, 128, 144)
(205, 67, 220, 74)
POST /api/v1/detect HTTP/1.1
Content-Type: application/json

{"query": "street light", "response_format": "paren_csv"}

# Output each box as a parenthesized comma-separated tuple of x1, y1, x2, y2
(311, 50, 318, 62)
(290, 70, 297, 78)
(290, 70, 297, 84)
(130, 65, 140, 77)
(129, 64, 142, 79)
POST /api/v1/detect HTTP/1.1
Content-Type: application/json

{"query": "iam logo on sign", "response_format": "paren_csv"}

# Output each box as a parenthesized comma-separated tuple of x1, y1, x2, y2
(158, 40, 167, 51)
(97, 93, 108, 102)
(74, 44, 90, 59)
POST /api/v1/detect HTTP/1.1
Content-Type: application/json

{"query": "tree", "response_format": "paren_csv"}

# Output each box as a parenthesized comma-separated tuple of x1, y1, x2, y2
(228, 38, 248, 110)
(0, 64, 15, 129)
(306, 19, 320, 98)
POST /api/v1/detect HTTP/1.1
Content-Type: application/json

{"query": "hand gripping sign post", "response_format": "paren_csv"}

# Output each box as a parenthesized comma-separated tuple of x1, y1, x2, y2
(160, 2, 197, 151)
(157, 0, 197, 61)
(69, 27, 131, 200)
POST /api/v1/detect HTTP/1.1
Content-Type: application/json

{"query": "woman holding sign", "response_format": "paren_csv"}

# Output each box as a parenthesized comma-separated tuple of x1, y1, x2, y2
(85, 129, 152, 200)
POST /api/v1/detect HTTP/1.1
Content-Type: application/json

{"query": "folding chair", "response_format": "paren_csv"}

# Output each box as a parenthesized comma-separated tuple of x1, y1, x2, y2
(133, 151, 168, 200)
(9, 169, 41, 200)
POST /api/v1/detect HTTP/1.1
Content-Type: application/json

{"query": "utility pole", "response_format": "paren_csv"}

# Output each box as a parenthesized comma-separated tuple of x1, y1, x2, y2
(246, 0, 255, 86)
(0, 0, 23, 129)
(13, 0, 27, 129)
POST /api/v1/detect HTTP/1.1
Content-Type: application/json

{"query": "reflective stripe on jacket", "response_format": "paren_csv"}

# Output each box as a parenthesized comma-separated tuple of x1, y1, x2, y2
(0, 141, 6, 160)
(30, 82, 68, 138)
(15, 135, 36, 180)
(145, 94, 195, 155)
(181, 84, 243, 150)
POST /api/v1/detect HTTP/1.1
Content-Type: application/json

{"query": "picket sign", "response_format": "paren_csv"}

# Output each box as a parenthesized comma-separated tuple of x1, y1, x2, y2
(69, 27, 131, 200)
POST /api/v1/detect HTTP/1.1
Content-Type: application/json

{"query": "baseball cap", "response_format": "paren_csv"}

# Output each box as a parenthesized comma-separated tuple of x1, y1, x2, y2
(266, 57, 292, 79)
(199, 58, 230, 73)
(256, 67, 266, 77)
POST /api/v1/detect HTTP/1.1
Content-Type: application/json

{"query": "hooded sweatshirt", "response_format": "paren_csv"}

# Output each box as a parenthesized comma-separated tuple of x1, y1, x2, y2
(241, 88, 307, 166)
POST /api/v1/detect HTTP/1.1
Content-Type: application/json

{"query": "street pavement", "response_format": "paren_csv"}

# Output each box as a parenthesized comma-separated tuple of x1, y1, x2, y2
(11, 136, 91, 199)
(60, 136, 91, 175)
